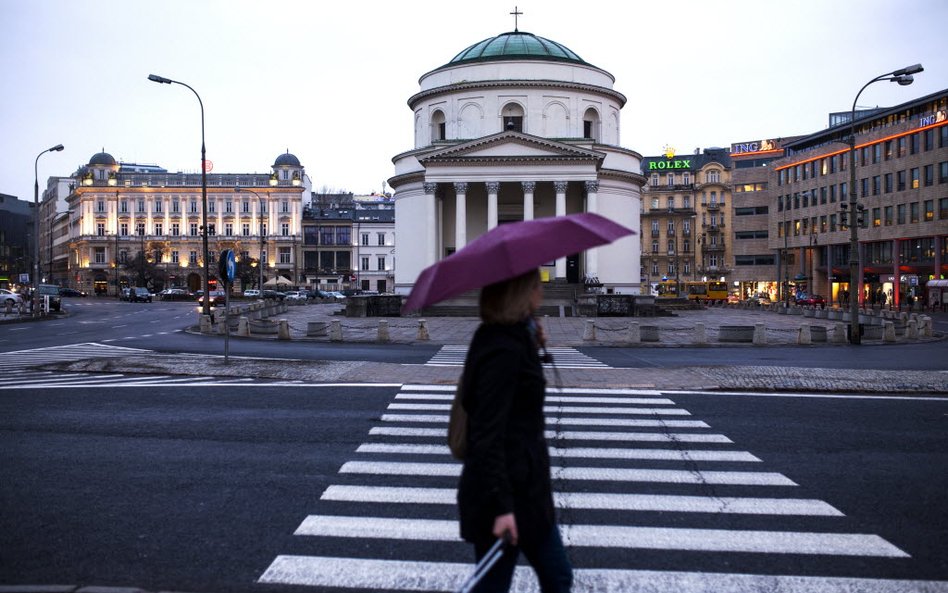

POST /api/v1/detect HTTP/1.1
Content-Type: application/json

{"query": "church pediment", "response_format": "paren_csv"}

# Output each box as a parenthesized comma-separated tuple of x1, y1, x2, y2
(419, 131, 604, 165)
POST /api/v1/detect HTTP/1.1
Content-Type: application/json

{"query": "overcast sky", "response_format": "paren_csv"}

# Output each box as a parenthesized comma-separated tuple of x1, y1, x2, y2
(2, 0, 946, 202)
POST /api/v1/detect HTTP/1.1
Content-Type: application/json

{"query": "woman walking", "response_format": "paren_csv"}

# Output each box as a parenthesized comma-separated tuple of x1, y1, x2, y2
(456, 269, 572, 593)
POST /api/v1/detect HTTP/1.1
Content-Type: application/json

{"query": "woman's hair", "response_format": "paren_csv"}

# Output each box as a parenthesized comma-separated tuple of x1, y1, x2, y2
(479, 268, 540, 323)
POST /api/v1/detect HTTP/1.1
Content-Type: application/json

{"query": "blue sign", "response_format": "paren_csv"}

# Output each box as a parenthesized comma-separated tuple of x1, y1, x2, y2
(219, 249, 236, 284)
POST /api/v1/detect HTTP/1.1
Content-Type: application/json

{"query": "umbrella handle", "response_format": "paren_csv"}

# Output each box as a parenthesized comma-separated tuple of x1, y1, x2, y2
(457, 535, 510, 593)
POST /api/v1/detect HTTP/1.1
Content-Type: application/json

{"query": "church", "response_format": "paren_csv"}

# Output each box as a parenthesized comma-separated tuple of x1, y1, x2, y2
(389, 21, 644, 295)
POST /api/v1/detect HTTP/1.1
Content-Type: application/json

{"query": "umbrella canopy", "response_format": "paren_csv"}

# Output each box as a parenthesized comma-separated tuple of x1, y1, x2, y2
(263, 275, 293, 287)
(403, 212, 635, 313)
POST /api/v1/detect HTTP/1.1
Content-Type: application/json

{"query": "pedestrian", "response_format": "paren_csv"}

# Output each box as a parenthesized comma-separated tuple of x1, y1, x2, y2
(456, 268, 572, 593)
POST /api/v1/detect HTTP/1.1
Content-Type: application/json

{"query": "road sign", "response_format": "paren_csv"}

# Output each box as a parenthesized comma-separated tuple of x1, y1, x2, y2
(219, 249, 236, 284)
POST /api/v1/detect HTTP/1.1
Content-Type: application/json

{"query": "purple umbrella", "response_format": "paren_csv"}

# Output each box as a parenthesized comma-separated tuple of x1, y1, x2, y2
(402, 212, 635, 313)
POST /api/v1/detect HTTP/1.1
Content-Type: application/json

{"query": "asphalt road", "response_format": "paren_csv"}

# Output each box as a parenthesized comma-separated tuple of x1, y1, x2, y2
(1, 384, 946, 592)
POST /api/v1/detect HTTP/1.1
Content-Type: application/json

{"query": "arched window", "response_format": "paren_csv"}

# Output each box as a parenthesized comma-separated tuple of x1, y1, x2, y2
(501, 103, 524, 133)
(431, 110, 446, 142)
(583, 108, 600, 141)
(708, 169, 720, 183)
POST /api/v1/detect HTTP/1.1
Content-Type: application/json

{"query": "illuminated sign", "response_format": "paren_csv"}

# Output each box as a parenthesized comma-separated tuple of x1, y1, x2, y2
(920, 110, 947, 127)
(648, 159, 691, 170)
(731, 139, 779, 155)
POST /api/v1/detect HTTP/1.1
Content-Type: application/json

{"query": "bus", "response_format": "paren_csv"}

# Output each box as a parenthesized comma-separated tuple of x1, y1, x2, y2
(686, 281, 728, 302)
(655, 281, 680, 298)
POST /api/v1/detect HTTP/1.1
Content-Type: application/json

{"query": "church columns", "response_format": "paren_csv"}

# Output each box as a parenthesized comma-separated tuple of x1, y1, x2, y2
(585, 181, 599, 278)
(423, 182, 438, 266)
(486, 182, 499, 230)
(454, 182, 468, 250)
(521, 181, 535, 221)
(554, 181, 568, 279)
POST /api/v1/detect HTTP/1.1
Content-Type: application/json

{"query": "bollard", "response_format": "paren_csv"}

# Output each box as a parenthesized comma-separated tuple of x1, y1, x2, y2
(752, 323, 767, 345)
(330, 319, 343, 342)
(278, 319, 290, 340)
(627, 322, 640, 344)
(831, 322, 847, 343)
(417, 319, 430, 341)
(378, 319, 390, 343)
(797, 324, 811, 345)
(200, 314, 212, 334)
(238, 316, 249, 337)
(921, 316, 933, 338)
(883, 321, 896, 343)
(907, 319, 918, 341)
(694, 323, 706, 345)
(583, 320, 596, 341)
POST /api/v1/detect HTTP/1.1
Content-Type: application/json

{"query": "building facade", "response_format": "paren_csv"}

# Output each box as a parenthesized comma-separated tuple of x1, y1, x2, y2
(770, 89, 948, 308)
(640, 148, 732, 293)
(390, 29, 644, 295)
(0, 193, 33, 290)
(60, 151, 307, 295)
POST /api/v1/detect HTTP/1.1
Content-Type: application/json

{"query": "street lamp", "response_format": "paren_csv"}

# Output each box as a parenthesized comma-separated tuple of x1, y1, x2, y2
(234, 186, 267, 292)
(33, 143, 64, 316)
(846, 63, 922, 344)
(148, 73, 211, 315)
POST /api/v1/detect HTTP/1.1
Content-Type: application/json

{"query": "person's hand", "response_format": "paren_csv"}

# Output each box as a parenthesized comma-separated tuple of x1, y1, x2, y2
(493, 513, 518, 546)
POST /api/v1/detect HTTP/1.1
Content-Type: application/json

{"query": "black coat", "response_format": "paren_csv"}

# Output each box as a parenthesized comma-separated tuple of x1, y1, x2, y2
(456, 321, 554, 547)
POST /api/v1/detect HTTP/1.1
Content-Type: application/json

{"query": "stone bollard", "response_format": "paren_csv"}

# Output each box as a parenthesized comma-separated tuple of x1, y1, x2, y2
(330, 319, 343, 342)
(797, 324, 811, 345)
(694, 323, 707, 345)
(753, 323, 767, 345)
(921, 316, 933, 338)
(378, 319, 390, 343)
(777, 306, 787, 315)
(883, 321, 896, 343)
(416, 319, 430, 341)
(200, 314, 212, 334)
(583, 320, 596, 341)
(831, 322, 847, 343)
(238, 316, 250, 337)
(627, 322, 640, 344)
(277, 319, 290, 340)
(907, 319, 919, 341)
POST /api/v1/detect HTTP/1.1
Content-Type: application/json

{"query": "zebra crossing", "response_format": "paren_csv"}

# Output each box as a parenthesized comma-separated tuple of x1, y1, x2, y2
(257, 384, 933, 593)
(0, 342, 151, 373)
(426, 344, 611, 369)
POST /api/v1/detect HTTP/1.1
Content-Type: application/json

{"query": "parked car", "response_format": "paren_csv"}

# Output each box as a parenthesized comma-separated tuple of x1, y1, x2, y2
(37, 284, 62, 311)
(197, 290, 227, 306)
(795, 293, 826, 307)
(326, 291, 346, 300)
(243, 289, 261, 298)
(284, 290, 307, 302)
(744, 294, 772, 306)
(159, 288, 191, 301)
(0, 288, 24, 307)
(262, 289, 286, 301)
(59, 287, 87, 297)
(129, 287, 153, 303)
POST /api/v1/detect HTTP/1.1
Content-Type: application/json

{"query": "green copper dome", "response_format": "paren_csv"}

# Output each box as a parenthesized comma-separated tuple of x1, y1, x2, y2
(448, 31, 587, 66)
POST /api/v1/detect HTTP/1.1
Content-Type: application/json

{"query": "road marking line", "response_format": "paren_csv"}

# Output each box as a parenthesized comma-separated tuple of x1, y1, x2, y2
(338, 461, 795, 486)
(356, 443, 760, 462)
(292, 515, 907, 557)
(386, 403, 692, 416)
(394, 393, 678, 405)
(320, 485, 841, 516)
(379, 414, 711, 428)
(368, 426, 732, 444)
(259, 556, 944, 592)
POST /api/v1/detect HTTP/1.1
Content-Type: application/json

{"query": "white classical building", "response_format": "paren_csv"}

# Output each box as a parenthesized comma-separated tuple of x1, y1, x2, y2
(390, 29, 644, 294)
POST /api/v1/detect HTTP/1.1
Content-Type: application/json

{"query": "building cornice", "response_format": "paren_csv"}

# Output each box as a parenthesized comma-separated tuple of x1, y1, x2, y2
(408, 79, 627, 109)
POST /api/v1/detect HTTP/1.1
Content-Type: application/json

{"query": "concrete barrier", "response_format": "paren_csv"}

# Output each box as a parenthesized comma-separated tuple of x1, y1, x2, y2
(831, 322, 847, 343)
(583, 320, 596, 341)
(641, 325, 660, 342)
(694, 323, 707, 345)
(200, 314, 212, 334)
(330, 319, 343, 342)
(378, 319, 390, 343)
(237, 317, 250, 337)
(753, 323, 767, 345)
(798, 325, 812, 345)
(907, 319, 919, 340)
(627, 322, 640, 344)
(883, 321, 896, 343)
(278, 319, 290, 340)
(417, 319, 430, 341)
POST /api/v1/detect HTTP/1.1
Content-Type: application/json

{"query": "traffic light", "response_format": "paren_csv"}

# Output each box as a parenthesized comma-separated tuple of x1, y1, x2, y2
(839, 203, 849, 230)
(856, 204, 867, 228)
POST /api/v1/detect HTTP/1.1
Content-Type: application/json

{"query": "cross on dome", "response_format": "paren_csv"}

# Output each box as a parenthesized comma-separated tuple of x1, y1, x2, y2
(510, 6, 522, 31)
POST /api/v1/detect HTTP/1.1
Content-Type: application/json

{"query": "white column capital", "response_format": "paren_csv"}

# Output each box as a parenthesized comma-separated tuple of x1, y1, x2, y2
(486, 181, 500, 194)
(585, 180, 599, 194)
(554, 181, 568, 193)
(453, 182, 468, 194)
(423, 182, 437, 195)
(521, 181, 536, 193)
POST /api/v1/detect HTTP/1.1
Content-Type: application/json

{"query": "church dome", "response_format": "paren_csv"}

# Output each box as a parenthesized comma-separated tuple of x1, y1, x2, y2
(89, 151, 117, 166)
(273, 151, 301, 167)
(447, 31, 587, 66)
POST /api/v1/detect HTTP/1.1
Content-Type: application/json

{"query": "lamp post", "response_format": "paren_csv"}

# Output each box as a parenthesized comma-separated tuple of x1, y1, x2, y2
(846, 63, 922, 344)
(148, 73, 211, 315)
(234, 186, 267, 292)
(33, 144, 64, 316)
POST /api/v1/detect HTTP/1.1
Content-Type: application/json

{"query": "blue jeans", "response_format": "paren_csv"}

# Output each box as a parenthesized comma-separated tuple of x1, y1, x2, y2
(471, 524, 572, 593)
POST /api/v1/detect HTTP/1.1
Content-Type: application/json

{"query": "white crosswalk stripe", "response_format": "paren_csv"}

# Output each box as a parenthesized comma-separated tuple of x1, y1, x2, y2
(258, 383, 923, 592)
(426, 344, 611, 369)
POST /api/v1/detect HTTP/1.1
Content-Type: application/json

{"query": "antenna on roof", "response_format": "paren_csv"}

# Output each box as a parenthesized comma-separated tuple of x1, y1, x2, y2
(510, 5, 522, 32)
